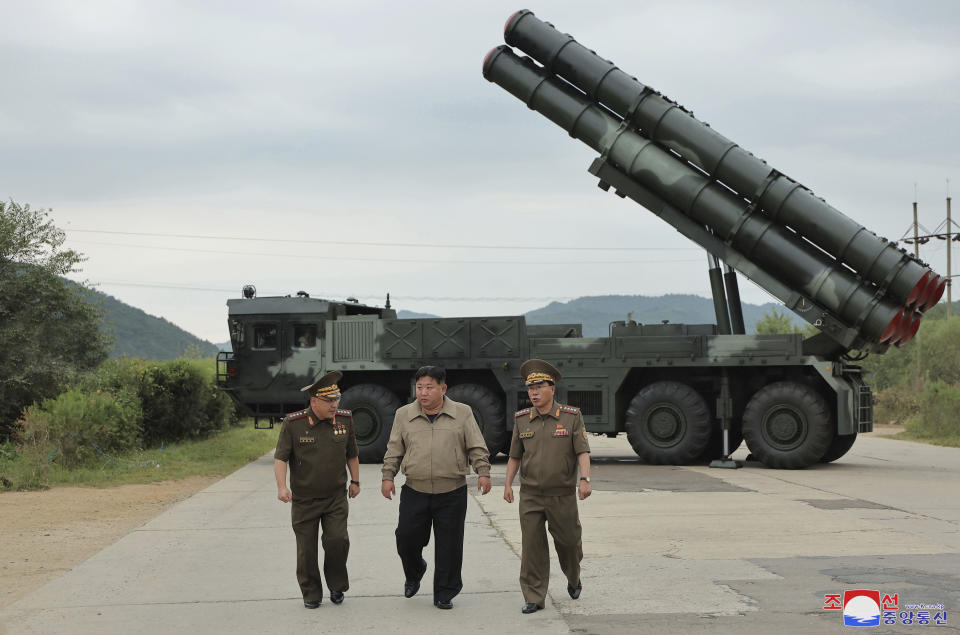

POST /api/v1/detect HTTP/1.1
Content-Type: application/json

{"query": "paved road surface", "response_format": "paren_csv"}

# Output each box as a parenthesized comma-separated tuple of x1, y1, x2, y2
(2, 434, 958, 634)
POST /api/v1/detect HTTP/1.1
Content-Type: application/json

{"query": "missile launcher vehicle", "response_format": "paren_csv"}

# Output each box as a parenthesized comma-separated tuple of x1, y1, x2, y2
(216, 11, 944, 469)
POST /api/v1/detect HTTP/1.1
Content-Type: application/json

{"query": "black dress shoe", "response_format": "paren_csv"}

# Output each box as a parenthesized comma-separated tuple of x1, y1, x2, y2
(330, 591, 344, 604)
(303, 600, 320, 609)
(567, 581, 582, 599)
(434, 599, 454, 610)
(404, 557, 427, 598)
(522, 603, 542, 614)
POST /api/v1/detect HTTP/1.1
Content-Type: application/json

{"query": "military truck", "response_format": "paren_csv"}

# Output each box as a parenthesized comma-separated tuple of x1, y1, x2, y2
(216, 11, 945, 469)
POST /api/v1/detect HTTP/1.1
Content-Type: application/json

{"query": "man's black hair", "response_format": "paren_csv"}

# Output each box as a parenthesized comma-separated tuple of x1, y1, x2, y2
(414, 365, 446, 384)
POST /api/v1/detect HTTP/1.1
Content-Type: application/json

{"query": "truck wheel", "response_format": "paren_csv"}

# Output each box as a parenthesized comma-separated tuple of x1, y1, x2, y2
(820, 431, 857, 463)
(339, 383, 401, 463)
(742, 382, 833, 469)
(446, 383, 507, 456)
(626, 381, 712, 464)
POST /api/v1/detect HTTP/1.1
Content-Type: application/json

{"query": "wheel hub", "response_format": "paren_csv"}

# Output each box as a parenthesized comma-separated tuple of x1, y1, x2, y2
(645, 405, 685, 448)
(763, 408, 805, 449)
(352, 409, 378, 442)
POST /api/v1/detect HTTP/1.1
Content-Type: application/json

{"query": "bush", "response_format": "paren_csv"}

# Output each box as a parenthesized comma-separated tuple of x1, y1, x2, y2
(906, 381, 960, 441)
(138, 359, 237, 446)
(16, 389, 142, 469)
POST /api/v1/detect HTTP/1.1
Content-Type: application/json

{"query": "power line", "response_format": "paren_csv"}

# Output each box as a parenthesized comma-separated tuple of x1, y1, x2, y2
(68, 239, 705, 265)
(85, 279, 577, 302)
(66, 228, 699, 252)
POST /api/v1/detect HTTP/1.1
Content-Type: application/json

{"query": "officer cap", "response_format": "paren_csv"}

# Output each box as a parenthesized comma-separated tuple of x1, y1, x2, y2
(520, 359, 561, 386)
(300, 370, 343, 400)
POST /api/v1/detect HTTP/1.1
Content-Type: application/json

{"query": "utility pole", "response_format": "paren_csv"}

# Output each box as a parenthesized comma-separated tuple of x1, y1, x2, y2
(913, 199, 920, 258)
(947, 193, 953, 319)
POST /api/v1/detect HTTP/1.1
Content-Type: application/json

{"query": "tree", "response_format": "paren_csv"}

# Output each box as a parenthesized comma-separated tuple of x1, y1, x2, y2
(754, 307, 810, 335)
(0, 201, 110, 440)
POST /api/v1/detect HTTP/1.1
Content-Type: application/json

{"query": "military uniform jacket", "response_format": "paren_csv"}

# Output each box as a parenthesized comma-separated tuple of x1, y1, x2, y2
(509, 401, 590, 496)
(275, 408, 358, 501)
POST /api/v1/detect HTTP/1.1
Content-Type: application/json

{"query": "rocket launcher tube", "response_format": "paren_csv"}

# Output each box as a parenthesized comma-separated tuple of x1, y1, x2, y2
(503, 10, 936, 311)
(483, 46, 904, 346)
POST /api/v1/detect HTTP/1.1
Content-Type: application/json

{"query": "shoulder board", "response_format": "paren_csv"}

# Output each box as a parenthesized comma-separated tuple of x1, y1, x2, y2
(560, 404, 580, 414)
(514, 407, 531, 418)
(284, 409, 308, 421)
(336, 408, 352, 418)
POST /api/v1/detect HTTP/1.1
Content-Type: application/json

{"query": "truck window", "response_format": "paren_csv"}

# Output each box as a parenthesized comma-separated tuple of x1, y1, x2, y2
(253, 324, 278, 350)
(294, 324, 317, 349)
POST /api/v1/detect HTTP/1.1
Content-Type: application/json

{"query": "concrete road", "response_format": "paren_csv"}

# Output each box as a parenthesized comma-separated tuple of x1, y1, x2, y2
(2, 434, 957, 634)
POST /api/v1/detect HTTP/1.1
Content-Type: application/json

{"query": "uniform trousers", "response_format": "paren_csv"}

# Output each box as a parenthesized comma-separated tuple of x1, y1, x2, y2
(291, 492, 349, 603)
(396, 484, 468, 603)
(518, 490, 582, 606)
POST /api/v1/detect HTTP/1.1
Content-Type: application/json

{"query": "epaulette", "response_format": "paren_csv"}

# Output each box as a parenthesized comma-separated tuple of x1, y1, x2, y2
(336, 408, 352, 418)
(284, 409, 308, 421)
(560, 404, 580, 414)
(514, 407, 531, 418)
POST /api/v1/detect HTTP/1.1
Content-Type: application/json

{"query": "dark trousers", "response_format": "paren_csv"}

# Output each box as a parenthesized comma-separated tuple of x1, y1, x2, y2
(396, 485, 468, 603)
(291, 492, 349, 602)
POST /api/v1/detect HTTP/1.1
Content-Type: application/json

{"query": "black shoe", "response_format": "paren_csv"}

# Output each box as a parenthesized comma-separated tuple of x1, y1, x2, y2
(330, 591, 344, 604)
(434, 600, 453, 610)
(303, 600, 320, 609)
(404, 557, 427, 598)
(567, 581, 582, 599)
(522, 603, 542, 614)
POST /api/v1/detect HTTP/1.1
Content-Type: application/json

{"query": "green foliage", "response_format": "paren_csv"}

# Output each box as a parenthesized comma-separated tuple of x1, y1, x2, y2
(1, 421, 276, 490)
(905, 381, 960, 442)
(861, 315, 960, 391)
(0, 201, 110, 440)
(754, 307, 813, 335)
(17, 389, 142, 469)
(138, 359, 236, 446)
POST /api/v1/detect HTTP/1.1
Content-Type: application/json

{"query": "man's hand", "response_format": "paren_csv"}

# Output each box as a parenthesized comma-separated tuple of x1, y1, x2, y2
(578, 479, 592, 500)
(348, 482, 360, 498)
(381, 480, 396, 500)
(277, 486, 292, 503)
(503, 486, 514, 503)
(477, 475, 491, 495)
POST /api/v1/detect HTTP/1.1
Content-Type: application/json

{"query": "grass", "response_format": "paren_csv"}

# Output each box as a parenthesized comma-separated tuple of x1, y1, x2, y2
(0, 422, 279, 490)
(888, 431, 960, 448)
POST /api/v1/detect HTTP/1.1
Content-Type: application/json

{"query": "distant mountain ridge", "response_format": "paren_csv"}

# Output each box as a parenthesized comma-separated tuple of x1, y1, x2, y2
(524, 294, 789, 337)
(87, 289, 220, 360)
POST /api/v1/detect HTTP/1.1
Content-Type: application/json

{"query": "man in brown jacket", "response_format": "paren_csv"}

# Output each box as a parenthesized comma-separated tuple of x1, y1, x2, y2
(504, 359, 591, 614)
(381, 365, 492, 609)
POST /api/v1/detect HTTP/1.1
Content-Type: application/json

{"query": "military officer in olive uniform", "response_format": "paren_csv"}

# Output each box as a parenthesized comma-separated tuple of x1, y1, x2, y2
(504, 359, 591, 614)
(274, 370, 361, 609)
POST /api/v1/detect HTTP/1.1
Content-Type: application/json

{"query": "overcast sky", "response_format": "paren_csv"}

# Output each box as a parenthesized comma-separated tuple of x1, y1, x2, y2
(3, 0, 958, 343)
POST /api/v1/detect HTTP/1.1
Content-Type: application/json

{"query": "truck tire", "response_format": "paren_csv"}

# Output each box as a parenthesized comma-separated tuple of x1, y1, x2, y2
(339, 383, 401, 464)
(447, 383, 507, 457)
(819, 431, 857, 463)
(742, 382, 833, 469)
(626, 381, 712, 464)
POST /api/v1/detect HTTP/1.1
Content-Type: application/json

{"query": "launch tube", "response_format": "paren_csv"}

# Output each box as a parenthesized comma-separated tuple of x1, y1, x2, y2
(503, 9, 936, 311)
(483, 46, 903, 345)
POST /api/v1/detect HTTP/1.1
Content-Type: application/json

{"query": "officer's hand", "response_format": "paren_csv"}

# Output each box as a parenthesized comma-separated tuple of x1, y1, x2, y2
(477, 476, 491, 495)
(578, 479, 592, 500)
(278, 486, 292, 503)
(381, 480, 395, 500)
(348, 482, 360, 498)
(503, 486, 514, 503)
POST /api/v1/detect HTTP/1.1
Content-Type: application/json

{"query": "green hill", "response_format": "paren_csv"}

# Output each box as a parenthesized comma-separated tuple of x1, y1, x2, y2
(87, 289, 220, 360)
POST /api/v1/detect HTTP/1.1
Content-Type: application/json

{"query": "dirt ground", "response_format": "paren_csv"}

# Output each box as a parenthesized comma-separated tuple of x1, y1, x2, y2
(0, 476, 217, 610)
